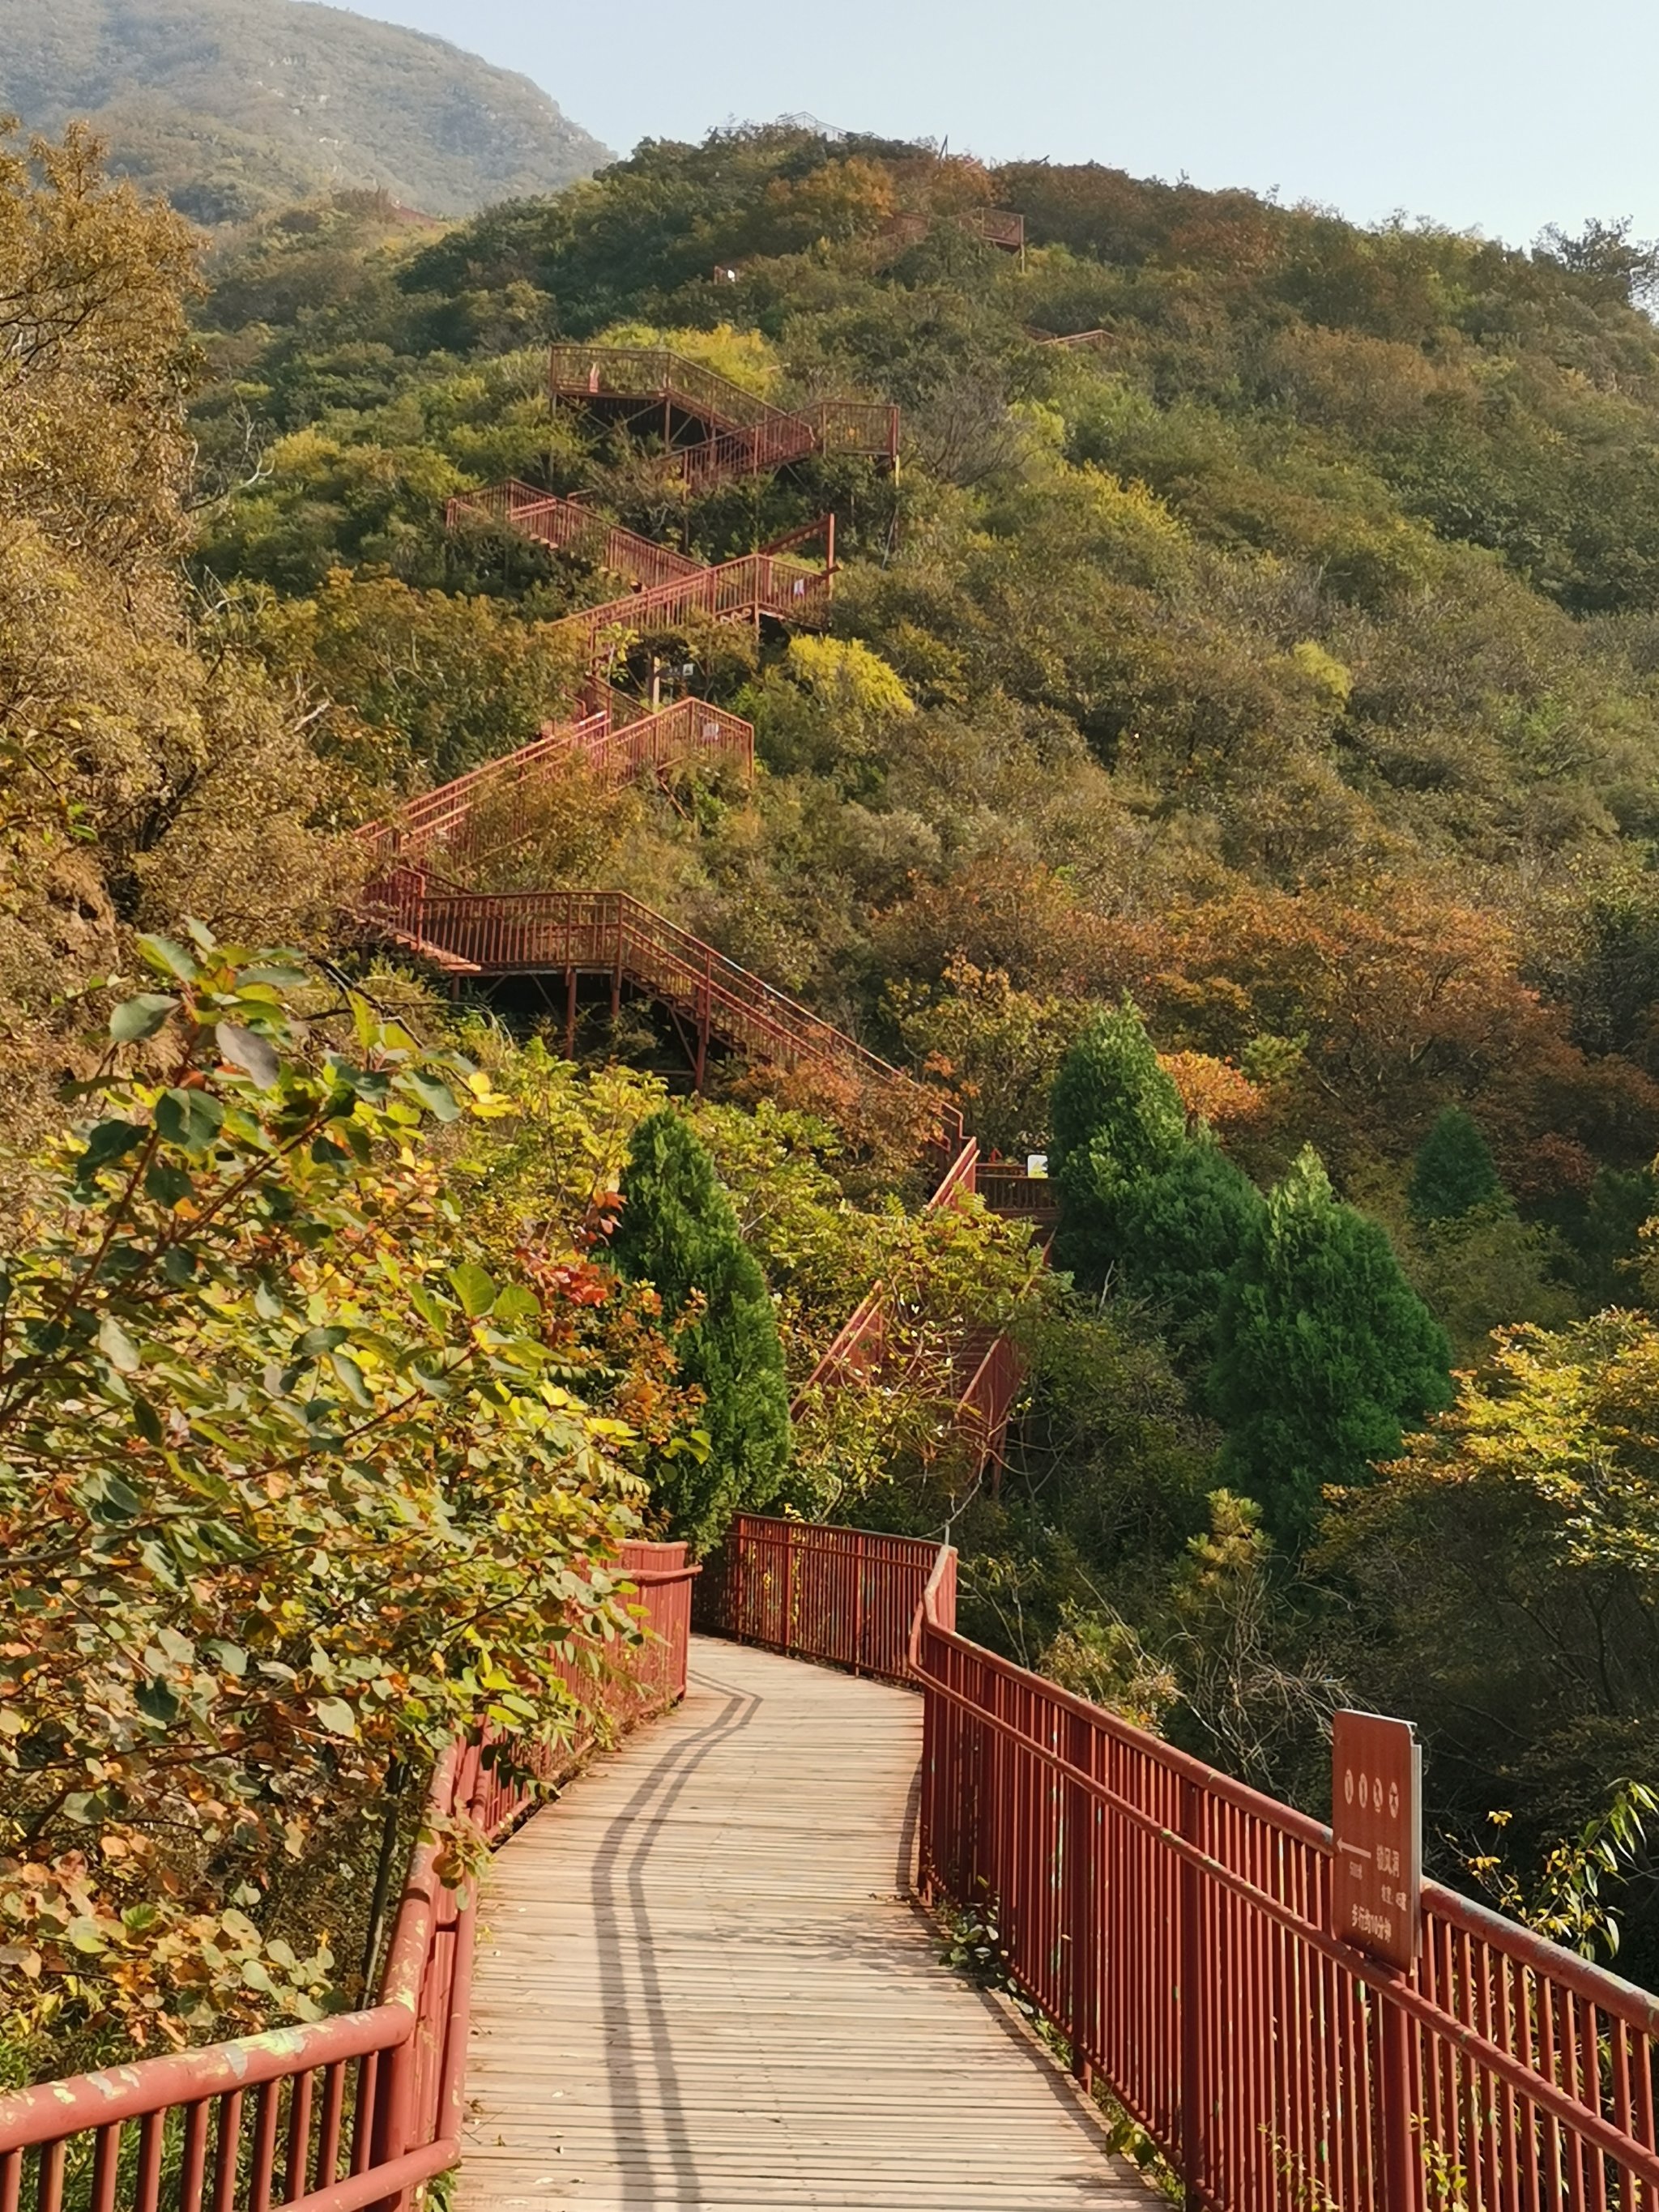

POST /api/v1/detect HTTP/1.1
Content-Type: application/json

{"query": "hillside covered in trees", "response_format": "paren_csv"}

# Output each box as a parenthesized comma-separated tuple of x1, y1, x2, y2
(0, 0, 610, 227)
(14, 112, 1659, 2052)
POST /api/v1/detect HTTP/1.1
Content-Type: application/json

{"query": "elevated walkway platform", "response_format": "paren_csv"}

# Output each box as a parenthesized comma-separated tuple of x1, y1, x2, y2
(461, 1637, 1155, 2210)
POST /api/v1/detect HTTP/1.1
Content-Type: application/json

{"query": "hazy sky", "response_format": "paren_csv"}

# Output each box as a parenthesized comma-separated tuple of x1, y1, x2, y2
(335, 0, 1658, 249)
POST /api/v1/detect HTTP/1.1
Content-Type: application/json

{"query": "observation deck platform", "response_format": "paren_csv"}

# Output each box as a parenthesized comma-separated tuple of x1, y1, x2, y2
(461, 1637, 1154, 2210)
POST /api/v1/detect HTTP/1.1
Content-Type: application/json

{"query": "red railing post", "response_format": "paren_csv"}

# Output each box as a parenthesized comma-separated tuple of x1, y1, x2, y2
(695, 948, 711, 1092)
(1377, 1980, 1419, 2212)
(852, 1532, 866, 1673)
(1179, 1773, 1205, 2212)
(1064, 1706, 1096, 2092)
(782, 1519, 796, 1653)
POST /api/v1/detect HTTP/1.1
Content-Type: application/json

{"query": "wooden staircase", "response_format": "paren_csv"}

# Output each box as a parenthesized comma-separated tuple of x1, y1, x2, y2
(362, 871, 915, 1097)
(446, 484, 838, 656)
(416, 382, 1046, 1465)
(547, 343, 900, 488)
(359, 688, 753, 876)
(445, 479, 704, 589)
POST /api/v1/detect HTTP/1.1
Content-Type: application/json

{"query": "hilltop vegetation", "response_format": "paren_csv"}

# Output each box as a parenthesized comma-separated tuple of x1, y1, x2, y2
(0, 0, 609, 226)
(191, 130, 1659, 1233)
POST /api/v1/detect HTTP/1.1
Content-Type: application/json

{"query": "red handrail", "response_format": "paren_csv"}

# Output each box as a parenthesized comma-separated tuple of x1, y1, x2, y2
(546, 347, 900, 484)
(713, 1515, 953, 1681)
(975, 1164, 1060, 1221)
(359, 880, 912, 1094)
(791, 1140, 1033, 1471)
(550, 537, 834, 658)
(880, 207, 1026, 254)
(357, 697, 754, 873)
(709, 1517, 1659, 2211)
(0, 1542, 697, 2212)
(445, 480, 702, 590)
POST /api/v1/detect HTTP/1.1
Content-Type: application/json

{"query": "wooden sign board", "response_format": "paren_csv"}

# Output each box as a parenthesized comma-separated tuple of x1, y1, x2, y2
(1331, 1708, 1422, 1971)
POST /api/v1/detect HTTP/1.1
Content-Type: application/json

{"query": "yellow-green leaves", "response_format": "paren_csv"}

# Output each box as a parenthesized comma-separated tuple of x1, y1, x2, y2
(1, 932, 649, 2051)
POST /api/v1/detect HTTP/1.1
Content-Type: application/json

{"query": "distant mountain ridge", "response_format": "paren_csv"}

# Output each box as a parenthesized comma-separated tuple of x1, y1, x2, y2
(0, 0, 613, 224)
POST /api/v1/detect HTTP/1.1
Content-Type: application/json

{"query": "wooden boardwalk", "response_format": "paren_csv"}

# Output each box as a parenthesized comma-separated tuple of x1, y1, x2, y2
(461, 1637, 1157, 2211)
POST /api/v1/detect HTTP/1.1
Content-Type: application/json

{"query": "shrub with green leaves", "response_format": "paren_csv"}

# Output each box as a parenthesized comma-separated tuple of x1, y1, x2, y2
(1116, 1140, 1265, 1364)
(1048, 1001, 1261, 1356)
(0, 929, 652, 2051)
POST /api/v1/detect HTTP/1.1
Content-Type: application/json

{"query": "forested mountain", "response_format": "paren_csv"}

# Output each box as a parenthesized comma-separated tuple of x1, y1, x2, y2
(14, 115, 1659, 2044)
(0, 0, 610, 225)
(177, 132, 1659, 1961)
(190, 132, 1659, 1227)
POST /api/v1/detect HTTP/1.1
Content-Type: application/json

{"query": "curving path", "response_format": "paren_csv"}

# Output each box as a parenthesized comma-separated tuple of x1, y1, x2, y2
(460, 1638, 1157, 2211)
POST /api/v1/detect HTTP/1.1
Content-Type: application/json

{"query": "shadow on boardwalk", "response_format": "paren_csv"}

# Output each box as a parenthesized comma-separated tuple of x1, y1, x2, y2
(461, 1637, 1159, 2210)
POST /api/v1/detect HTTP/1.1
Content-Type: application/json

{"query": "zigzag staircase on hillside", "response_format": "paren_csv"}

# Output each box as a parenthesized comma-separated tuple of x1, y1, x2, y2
(370, 366, 1049, 1468)
(791, 1136, 1055, 1481)
(446, 483, 838, 653)
(361, 829, 1052, 1473)
(363, 869, 906, 1094)
(547, 343, 900, 488)
(358, 684, 753, 877)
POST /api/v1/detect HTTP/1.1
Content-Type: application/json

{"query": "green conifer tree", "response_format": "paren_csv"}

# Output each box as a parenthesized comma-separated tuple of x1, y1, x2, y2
(1209, 1147, 1452, 1544)
(1117, 1139, 1265, 1360)
(1048, 1000, 1188, 1286)
(609, 1109, 791, 1554)
(1408, 1107, 1504, 1222)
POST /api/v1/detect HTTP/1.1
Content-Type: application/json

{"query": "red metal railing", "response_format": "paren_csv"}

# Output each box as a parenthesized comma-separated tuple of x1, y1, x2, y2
(790, 1284, 888, 1415)
(790, 1138, 977, 1411)
(549, 533, 835, 659)
(357, 697, 753, 873)
(948, 1327, 1024, 1468)
(548, 344, 790, 435)
(791, 1140, 1034, 1472)
(359, 878, 911, 1093)
(445, 480, 702, 590)
(881, 207, 1026, 254)
(714, 1515, 954, 1681)
(975, 1165, 1060, 1223)
(714, 1522, 1659, 2212)
(0, 1541, 695, 2212)
(1025, 326, 1113, 352)
(546, 346, 900, 484)
(709, 1518, 1659, 2206)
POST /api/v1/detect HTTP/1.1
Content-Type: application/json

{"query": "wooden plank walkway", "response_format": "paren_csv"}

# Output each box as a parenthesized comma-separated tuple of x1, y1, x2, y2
(461, 1636, 1158, 2210)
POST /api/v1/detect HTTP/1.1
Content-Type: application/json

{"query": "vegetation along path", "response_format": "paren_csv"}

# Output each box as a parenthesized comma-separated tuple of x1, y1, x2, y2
(462, 1637, 1154, 2211)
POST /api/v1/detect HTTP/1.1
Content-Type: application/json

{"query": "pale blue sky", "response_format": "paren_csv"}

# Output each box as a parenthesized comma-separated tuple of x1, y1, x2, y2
(334, 0, 1659, 249)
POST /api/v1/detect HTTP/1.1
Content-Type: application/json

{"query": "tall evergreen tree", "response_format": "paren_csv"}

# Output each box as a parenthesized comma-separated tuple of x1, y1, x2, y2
(1048, 1000, 1188, 1286)
(1209, 1148, 1452, 1545)
(609, 1109, 791, 1554)
(1409, 1107, 1503, 1222)
(1117, 1139, 1265, 1362)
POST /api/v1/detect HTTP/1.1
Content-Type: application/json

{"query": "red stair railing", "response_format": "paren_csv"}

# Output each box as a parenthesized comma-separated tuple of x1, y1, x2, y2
(357, 697, 753, 875)
(974, 1164, 1060, 1222)
(444, 480, 702, 590)
(360, 880, 906, 1091)
(546, 346, 899, 485)
(549, 533, 835, 658)
(879, 207, 1026, 255)
(0, 1542, 696, 2212)
(793, 1138, 1039, 1472)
